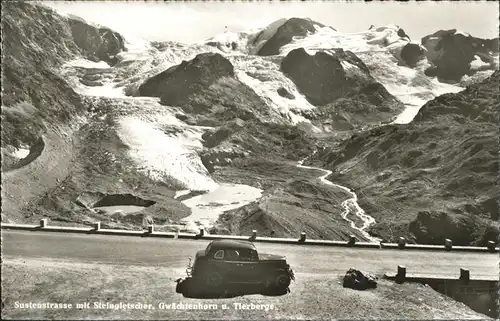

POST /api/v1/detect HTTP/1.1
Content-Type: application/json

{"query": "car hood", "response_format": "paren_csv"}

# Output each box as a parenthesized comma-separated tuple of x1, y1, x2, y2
(259, 253, 286, 261)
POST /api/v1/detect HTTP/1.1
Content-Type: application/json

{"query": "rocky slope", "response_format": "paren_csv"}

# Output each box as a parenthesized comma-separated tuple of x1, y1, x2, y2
(1, 2, 124, 166)
(309, 71, 498, 245)
(213, 176, 366, 240)
(1, 2, 187, 228)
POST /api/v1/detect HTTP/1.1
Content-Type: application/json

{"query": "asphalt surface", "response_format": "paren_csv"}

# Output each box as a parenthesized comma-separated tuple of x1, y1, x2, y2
(2, 230, 498, 279)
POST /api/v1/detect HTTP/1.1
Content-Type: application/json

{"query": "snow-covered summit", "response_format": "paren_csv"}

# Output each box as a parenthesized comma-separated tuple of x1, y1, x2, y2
(454, 29, 471, 37)
(202, 17, 327, 56)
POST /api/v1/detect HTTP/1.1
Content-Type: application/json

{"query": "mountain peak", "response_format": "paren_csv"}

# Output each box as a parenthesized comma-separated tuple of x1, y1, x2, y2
(256, 17, 326, 56)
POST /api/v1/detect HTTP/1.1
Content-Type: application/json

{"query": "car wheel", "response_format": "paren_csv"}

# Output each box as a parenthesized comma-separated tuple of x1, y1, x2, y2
(268, 271, 291, 290)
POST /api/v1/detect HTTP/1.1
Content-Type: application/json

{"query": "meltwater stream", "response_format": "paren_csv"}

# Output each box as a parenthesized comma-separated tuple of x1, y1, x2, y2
(296, 151, 381, 243)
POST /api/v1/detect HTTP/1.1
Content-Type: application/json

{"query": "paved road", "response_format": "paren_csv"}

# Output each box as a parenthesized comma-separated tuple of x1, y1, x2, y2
(3, 230, 498, 279)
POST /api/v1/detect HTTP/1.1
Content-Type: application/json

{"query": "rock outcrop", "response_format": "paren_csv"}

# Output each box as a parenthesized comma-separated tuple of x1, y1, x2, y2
(421, 29, 498, 82)
(281, 48, 400, 106)
(281, 48, 403, 128)
(138, 53, 276, 126)
(281, 48, 369, 105)
(202, 118, 247, 148)
(400, 43, 426, 67)
(138, 53, 234, 106)
(397, 27, 411, 41)
(68, 17, 125, 65)
(277, 87, 295, 100)
(200, 119, 316, 173)
(414, 69, 498, 123)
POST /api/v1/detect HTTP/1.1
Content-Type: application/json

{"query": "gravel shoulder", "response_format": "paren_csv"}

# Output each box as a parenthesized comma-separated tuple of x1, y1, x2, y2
(1, 257, 490, 320)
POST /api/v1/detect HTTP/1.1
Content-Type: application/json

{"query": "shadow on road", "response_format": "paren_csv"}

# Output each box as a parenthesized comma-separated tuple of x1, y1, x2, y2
(176, 278, 290, 299)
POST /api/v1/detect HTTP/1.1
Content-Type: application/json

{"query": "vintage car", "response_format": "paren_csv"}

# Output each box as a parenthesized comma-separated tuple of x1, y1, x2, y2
(176, 239, 295, 296)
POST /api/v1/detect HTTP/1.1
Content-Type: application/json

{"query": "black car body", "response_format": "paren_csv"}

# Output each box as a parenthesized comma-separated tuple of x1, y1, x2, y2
(176, 239, 295, 296)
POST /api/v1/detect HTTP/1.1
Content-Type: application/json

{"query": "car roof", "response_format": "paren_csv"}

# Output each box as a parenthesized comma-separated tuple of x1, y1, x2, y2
(209, 239, 256, 250)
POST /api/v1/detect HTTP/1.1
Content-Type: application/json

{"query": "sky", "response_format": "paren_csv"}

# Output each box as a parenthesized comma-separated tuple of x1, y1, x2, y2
(45, 1, 499, 44)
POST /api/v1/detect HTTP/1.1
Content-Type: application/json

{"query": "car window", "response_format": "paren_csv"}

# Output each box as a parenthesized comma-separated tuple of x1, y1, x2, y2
(225, 249, 240, 261)
(239, 249, 258, 261)
(213, 249, 224, 260)
(205, 242, 212, 255)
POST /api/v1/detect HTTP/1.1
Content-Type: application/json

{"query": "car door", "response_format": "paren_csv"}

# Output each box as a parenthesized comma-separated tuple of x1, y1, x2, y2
(206, 249, 227, 275)
(234, 249, 259, 283)
(224, 249, 244, 283)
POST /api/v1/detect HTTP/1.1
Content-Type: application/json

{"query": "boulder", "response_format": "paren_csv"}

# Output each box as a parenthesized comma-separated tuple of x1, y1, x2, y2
(343, 268, 378, 290)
